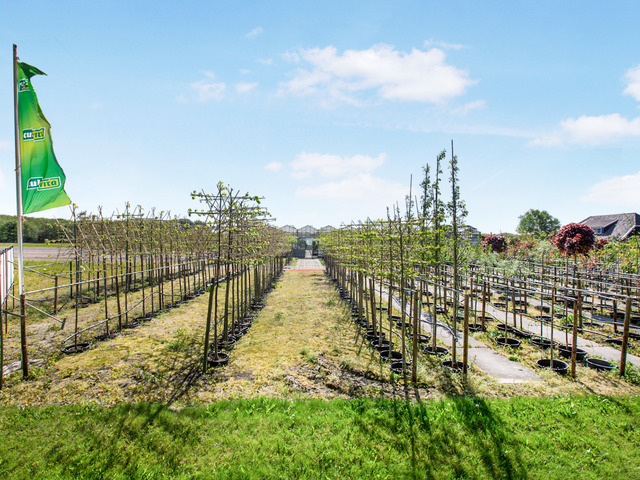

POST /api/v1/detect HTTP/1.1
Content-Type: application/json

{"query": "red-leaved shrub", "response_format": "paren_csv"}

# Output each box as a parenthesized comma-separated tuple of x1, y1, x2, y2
(553, 223, 596, 257)
(482, 234, 508, 254)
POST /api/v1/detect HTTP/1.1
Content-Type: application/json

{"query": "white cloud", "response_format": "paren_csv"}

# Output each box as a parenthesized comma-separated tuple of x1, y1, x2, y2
(296, 173, 405, 202)
(264, 162, 284, 172)
(280, 44, 476, 104)
(236, 82, 257, 93)
(282, 51, 300, 62)
(531, 114, 640, 146)
(257, 58, 273, 65)
(451, 100, 486, 115)
(245, 27, 263, 39)
(240, 69, 251, 74)
(423, 40, 466, 50)
(290, 152, 386, 179)
(582, 170, 640, 206)
(0, 140, 11, 150)
(623, 65, 640, 101)
(561, 114, 640, 145)
(533, 64, 640, 147)
(191, 78, 226, 101)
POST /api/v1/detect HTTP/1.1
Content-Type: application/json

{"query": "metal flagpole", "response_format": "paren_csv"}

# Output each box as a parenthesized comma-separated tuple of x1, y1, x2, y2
(13, 44, 29, 378)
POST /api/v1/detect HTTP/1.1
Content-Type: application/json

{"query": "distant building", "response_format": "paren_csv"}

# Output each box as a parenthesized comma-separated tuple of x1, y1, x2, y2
(580, 213, 640, 240)
(462, 225, 481, 245)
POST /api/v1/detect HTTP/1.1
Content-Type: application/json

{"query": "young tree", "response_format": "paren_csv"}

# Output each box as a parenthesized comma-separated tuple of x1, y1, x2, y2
(516, 209, 561, 235)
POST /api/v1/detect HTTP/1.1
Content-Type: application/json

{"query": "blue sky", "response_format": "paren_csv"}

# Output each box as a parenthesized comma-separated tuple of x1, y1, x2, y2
(1, 1, 640, 233)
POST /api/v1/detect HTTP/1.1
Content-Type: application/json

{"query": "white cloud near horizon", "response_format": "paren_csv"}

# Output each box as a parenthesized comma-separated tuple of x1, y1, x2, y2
(451, 100, 486, 115)
(582, 170, 640, 206)
(423, 39, 466, 50)
(257, 58, 273, 65)
(236, 82, 257, 93)
(290, 151, 406, 209)
(245, 27, 263, 39)
(531, 114, 640, 146)
(289, 152, 386, 179)
(191, 75, 226, 101)
(296, 173, 406, 202)
(532, 64, 640, 146)
(264, 162, 284, 172)
(0, 140, 11, 150)
(280, 44, 476, 104)
(623, 65, 640, 101)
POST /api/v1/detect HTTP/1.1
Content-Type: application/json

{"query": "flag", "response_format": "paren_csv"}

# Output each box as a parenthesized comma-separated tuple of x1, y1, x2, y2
(17, 62, 71, 214)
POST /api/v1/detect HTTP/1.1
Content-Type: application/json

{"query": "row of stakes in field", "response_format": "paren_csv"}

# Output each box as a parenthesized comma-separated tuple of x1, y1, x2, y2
(205, 268, 285, 368)
(330, 275, 472, 376)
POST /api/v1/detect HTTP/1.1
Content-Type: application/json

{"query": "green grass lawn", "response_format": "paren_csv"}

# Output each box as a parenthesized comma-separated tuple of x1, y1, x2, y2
(0, 394, 638, 479)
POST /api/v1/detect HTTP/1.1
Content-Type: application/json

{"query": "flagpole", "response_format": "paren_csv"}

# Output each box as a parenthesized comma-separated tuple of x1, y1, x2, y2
(13, 44, 29, 378)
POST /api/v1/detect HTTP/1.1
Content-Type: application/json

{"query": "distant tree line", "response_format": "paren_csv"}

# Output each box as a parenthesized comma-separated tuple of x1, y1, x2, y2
(0, 214, 68, 243)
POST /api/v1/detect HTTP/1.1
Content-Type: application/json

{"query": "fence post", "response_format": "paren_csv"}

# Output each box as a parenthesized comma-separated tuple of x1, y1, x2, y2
(463, 294, 469, 374)
(620, 296, 632, 377)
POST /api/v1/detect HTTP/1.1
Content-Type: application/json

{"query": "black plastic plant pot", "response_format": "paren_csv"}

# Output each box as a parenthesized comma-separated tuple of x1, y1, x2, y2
(366, 333, 385, 342)
(582, 321, 601, 328)
(513, 329, 533, 339)
(423, 345, 449, 356)
(536, 358, 569, 374)
(94, 331, 119, 341)
(62, 342, 92, 354)
(441, 360, 464, 372)
(390, 361, 411, 375)
(468, 323, 486, 332)
(530, 337, 557, 349)
(395, 321, 413, 330)
(216, 338, 237, 350)
(629, 332, 640, 340)
(252, 302, 265, 309)
(557, 345, 587, 361)
(237, 322, 252, 330)
(606, 339, 631, 348)
(135, 316, 153, 323)
(207, 352, 230, 367)
(493, 302, 507, 308)
(477, 315, 493, 323)
(371, 340, 394, 351)
(410, 333, 431, 343)
(534, 315, 552, 322)
(379, 350, 403, 362)
(586, 358, 616, 372)
(495, 337, 521, 348)
(122, 321, 141, 330)
(496, 323, 517, 333)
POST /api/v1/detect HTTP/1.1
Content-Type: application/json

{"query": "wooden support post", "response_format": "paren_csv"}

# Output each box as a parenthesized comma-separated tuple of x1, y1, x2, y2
(620, 296, 632, 377)
(571, 300, 578, 378)
(463, 294, 469, 375)
(412, 291, 419, 383)
(53, 275, 59, 314)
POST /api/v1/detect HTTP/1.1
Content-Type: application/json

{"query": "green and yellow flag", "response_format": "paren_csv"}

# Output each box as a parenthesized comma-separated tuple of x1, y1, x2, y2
(17, 62, 71, 214)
